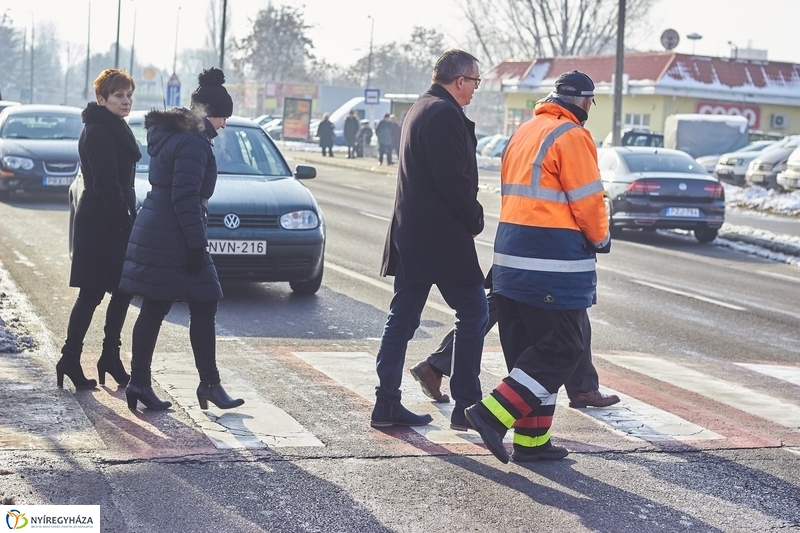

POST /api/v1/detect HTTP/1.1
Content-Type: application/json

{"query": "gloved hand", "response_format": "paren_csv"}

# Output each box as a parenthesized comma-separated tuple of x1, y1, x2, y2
(186, 247, 205, 275)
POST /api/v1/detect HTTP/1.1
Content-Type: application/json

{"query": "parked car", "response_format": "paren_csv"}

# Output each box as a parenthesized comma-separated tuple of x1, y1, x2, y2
(776, 146, 800, 192)
(602, 128, 664, 148)
(261, 118, 283, 140)
(69, 113, 326, 294)
(0, 104, 83, 199)
(254, 114, 281, 127)
(0, 100, 21, 113)
(714, 139, 784, 186)
(745, 135, 800, 190)
(598, 147, 725, 243)
(696, 154, 722, 174)
(475, 134, 496, 155)
(481, 135, 510, 158)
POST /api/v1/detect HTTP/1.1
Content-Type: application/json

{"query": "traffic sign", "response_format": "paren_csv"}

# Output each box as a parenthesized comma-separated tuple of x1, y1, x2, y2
(364, 88, 380, 105)
(166, 73, 181, 108)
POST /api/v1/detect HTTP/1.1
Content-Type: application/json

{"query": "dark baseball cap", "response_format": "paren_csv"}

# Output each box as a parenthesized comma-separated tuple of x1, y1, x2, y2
(554, 70, 595, 103)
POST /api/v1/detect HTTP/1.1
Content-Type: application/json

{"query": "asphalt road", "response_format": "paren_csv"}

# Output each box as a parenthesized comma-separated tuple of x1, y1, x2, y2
(0, 159, 799, 532)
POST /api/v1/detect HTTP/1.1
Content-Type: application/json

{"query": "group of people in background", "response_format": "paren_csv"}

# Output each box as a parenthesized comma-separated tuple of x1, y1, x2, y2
(58, 66, 243, 412)
(318, 109, 400, 162)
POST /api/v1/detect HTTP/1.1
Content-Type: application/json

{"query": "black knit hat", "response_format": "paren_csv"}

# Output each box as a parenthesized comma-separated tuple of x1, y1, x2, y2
(190, 67, 233, 118)
(554, 70, 595, 102)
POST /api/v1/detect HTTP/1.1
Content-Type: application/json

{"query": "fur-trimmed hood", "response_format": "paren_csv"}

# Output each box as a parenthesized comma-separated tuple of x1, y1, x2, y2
(144, 108, 206, 159)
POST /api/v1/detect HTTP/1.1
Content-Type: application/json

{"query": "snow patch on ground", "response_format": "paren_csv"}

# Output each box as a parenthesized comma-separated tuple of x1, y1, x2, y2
(723, 183, 800, 216)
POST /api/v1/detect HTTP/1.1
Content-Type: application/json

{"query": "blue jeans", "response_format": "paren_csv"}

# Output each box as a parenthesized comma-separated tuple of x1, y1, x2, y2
(375, 261, 489, 407)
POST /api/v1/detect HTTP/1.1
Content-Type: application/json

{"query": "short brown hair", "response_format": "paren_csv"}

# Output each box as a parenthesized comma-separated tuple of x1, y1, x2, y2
(93, 69, 135, 99)
(432, 49, 479, 84)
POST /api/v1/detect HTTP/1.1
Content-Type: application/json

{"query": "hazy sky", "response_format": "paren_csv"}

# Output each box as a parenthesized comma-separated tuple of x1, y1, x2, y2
(4, 0, 799, 73)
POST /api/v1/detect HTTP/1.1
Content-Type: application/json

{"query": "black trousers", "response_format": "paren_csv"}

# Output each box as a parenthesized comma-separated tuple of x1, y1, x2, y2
(346, 139, 356, 158)
(320, 143, 333, 156)
(378, 143, 393, 164)
(63, 288, 132, 355)
(427, 292, 598, 397)
(129, 298, 220, 387)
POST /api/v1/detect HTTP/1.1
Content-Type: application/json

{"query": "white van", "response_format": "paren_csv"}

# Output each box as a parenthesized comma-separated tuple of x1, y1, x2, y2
(327, 97, 391, 144)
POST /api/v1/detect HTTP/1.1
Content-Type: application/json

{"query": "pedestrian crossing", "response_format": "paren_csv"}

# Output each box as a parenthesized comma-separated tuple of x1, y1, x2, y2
(4, 349, 800, 456)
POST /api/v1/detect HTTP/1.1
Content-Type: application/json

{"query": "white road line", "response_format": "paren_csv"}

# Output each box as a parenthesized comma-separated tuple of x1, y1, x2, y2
(152, 354, 324, 449)
(358, 211, 390, 222)
(292, 351, 507, 445)
(599, 354, 800, 428)
(736, 363, 800, 388)
(481, 352, 721, 442)
(475, 239, 494, 248)
(757, 270, 800, 284)
(325, 262, 454, 316)
(630, 280, 747, 311)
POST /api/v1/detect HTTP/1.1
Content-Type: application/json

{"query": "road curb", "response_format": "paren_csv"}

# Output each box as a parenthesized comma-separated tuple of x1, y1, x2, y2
(719, 232, 800, 257)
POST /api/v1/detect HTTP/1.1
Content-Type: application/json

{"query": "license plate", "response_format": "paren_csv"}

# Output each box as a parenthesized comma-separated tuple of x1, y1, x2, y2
(749, 174, 765, 183)
(207, 240, 266, 255)
(716, 168, 730, 174)
(665, 207, 700, 217)
(42, 176, 73, 186)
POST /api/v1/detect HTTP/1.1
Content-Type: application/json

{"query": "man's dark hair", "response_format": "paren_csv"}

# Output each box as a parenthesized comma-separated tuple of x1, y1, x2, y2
(432, 49, 479, 84)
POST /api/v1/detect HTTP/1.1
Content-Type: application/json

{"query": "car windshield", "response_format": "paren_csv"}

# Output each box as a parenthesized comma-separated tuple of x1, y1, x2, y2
(1, 114, 82, 140)
(129, 122, 292, 177)
(622, 152, 707, 174)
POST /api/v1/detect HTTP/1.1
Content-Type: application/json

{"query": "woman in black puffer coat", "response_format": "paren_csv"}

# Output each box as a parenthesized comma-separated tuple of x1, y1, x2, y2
(119, 67, 243, 412)
(58, 69, 140, 391)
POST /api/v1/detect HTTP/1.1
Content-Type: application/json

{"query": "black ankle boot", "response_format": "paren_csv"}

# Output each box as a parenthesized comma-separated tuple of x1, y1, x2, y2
(370, 398, 433, 428)
(56, 351, 97, 390)
(196, 383, 244, 410)
(125, 383, 172, 410)
(97, 345, 130, 386)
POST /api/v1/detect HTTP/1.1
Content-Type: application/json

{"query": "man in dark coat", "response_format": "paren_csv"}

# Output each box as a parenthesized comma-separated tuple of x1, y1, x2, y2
(59, 68, 140, 391)
(371, 49, 488, 429)
(316, 113, 334, 156)
(375, 113, 394, 165)
(343, 110, 359, 158)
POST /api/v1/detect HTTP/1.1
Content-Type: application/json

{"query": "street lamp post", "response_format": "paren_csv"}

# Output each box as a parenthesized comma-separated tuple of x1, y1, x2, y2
(219, 0, 227, 69)
(83, 2, 90, 100)
(173, 7, 181, 74)
(114, 0, 121, 68)
(130, 5, 136, 74)
(611, 0, 625, 146)
(366, 15, 374, 89)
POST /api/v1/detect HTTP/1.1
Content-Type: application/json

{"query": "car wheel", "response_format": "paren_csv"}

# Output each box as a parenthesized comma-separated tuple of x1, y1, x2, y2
(604, 198, 622, 238)
(290, 264, 323, 295)
(694, 226, 718, 243)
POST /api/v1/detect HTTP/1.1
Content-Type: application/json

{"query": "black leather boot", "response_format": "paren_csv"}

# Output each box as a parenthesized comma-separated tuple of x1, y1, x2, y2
(370, 398, 433, 428)
(56, 346, 97, 390)
(125, 383, 172, 410)
(97, 344, 130, 386)
(196, 383, 244, 410)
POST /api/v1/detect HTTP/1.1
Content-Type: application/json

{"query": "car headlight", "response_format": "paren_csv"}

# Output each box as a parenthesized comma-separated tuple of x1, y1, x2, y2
(280, 210, 319, 229)
(2, 155, 34, 170)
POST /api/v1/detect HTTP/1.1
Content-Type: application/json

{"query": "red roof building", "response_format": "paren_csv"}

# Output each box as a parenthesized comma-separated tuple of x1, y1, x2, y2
(483, 52, 800, 140)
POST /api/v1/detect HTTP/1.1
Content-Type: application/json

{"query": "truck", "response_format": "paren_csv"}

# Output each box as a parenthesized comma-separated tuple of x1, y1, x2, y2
(664, 114, 749, 159)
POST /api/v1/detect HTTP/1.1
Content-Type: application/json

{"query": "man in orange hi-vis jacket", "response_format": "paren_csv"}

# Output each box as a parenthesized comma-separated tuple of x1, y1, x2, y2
(464, 70, 611, 464)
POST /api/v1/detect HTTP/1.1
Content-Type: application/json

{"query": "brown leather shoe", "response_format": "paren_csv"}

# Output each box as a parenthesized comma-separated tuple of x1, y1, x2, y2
(409, 361, 450, 403)
(569, 390, 620, 408)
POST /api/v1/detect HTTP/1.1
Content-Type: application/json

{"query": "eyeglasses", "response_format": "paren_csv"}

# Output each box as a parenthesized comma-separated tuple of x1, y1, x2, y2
(462, 76, 481, 88)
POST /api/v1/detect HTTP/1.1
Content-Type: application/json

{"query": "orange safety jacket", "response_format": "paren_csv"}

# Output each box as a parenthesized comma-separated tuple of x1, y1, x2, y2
(492, 99, 610, 310)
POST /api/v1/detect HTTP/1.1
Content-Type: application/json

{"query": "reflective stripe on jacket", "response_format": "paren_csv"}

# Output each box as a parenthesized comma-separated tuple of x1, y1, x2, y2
(492, 100, 609, 310)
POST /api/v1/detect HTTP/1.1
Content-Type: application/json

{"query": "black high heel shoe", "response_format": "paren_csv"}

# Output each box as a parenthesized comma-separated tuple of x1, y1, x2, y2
(97, 349, 130, 386)
(125, 383, 172, 411)
(196, 383, 244, 410)
(56, 358, 97, 390)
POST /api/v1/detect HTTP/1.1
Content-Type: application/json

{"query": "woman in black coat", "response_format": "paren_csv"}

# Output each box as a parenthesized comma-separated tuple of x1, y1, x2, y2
(119, 68, 243, 412)
(58, 69, 140, 390)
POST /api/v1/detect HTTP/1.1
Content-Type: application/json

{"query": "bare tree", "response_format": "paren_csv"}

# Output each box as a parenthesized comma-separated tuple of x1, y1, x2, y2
(461, 0, 655, 66)
(233, 4, 314, 82)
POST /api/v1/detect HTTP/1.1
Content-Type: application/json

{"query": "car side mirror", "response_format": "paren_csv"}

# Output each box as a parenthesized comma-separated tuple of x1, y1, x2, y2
(295, 165, 316, 180)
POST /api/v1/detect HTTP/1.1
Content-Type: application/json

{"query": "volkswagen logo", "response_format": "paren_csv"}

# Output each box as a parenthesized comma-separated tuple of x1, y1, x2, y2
(223, 213, 241, 229)
(678, 182, 687, 191)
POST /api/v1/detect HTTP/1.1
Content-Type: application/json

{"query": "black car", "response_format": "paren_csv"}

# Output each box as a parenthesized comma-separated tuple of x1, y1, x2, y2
(0, 104, 83, 199)
(599, 147, 725, 243)
(69, 112, 326, 294)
